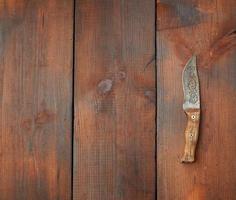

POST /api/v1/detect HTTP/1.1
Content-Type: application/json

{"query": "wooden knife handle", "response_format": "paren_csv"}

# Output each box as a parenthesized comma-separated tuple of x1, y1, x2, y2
(181, 109, 200, 163)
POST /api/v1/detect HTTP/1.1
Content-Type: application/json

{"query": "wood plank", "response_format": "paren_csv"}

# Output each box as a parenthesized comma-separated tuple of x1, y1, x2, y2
(0, 1, 73, 199)
(74, 0, 156, 199)
(156, 0, 236, 199)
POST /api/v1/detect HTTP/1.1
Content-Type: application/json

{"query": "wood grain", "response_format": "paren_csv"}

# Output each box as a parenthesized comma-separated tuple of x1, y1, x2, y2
(181, 109, 200, 163)
(157, 0, 236, 199)
(0, 1, 73, 199)
(74, 0, 156, 199)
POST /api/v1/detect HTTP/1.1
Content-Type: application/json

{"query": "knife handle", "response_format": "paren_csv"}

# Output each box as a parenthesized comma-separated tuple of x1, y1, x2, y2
(181, 109, 200, 163)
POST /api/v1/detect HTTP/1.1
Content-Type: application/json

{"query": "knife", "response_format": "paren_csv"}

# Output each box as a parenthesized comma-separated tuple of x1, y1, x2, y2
(181, 55, 200, 163)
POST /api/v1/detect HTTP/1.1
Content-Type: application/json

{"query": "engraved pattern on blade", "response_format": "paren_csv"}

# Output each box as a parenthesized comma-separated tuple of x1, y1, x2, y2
(183, 56, 200, 110)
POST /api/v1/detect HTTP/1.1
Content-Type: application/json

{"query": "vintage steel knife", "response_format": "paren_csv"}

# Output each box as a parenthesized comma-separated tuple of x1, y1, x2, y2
(181, 55, 200, 163)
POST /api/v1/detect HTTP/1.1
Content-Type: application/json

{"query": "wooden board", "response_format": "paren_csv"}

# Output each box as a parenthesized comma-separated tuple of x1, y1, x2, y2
(156, 0, 236, 199)
(74, 0, 156, 199)
(0, 1, 73, 199)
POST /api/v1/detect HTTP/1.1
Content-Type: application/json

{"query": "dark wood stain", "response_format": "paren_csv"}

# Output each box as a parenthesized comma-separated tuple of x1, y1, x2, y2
(157, 0, 205, 31)
(157, 0, 236, 199)
(1, 1, 236, 199)
(74, 0, 156, 199)
(0, 1, 73, 199)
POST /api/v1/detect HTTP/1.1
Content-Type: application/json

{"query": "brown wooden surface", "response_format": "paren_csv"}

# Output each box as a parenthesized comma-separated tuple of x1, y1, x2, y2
(1, 1, 236, 199)
(0, 1, 73, 199)
(157, 0, 236, 199)
(74, 0, 156, 199)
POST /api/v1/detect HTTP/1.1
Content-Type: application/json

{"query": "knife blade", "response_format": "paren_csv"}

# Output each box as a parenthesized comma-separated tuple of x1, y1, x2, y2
(181, 55, 200, 163)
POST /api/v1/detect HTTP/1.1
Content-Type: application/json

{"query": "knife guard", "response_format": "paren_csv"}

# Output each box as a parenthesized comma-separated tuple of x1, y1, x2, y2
(181, 109, 200, 163)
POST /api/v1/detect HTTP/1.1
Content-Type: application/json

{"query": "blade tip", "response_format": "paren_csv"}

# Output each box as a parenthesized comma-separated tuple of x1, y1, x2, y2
(189, 55, 197, 64)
